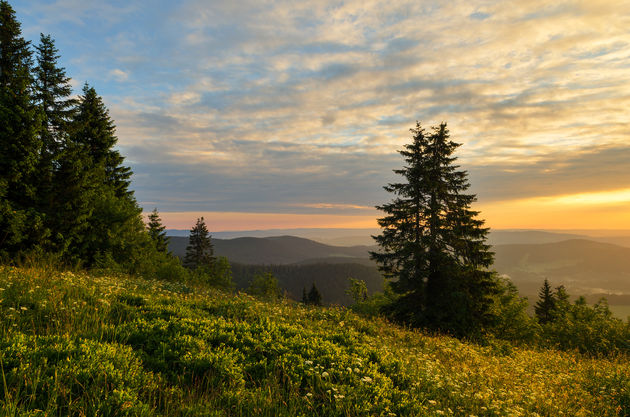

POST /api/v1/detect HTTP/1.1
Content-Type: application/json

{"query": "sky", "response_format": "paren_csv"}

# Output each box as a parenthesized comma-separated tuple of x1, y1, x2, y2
(14, 0, 630, 231)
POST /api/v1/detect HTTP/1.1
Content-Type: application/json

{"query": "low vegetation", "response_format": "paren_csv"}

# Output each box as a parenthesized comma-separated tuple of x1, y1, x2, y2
(1, 266, 629, 416)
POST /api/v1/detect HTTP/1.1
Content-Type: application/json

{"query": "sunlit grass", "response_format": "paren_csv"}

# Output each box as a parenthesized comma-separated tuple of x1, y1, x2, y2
(0, 266, 628, 416)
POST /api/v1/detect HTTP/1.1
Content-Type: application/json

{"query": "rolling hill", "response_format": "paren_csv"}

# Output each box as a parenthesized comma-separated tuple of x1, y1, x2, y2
(168, 235, 376, 265)
(168, 234, 630, 309)
(493, 239, 630, 298)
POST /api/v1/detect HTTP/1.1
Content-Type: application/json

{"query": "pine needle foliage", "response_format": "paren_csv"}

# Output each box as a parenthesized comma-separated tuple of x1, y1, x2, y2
(147, 208, 169, 253)
(371, 122, 497, 337)
(183, 217, 215, 270)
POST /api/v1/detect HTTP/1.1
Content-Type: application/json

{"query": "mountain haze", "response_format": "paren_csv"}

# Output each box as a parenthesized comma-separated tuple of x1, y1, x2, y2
(168, 233, 630, 311)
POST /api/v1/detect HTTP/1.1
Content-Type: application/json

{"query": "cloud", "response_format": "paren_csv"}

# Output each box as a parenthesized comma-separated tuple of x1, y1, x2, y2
(108, 69, 129, 82)
(17, 0, 630, 227)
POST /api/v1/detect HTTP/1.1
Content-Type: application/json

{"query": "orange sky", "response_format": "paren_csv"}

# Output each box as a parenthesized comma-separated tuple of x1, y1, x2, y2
(155, 186, 630, 231)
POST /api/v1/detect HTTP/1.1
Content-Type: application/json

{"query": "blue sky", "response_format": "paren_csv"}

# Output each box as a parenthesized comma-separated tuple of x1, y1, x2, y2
(13, 0, 630, 230)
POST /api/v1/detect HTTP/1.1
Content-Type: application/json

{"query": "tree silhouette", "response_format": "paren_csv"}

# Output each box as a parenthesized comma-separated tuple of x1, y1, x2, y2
(371, 122, 496, 336)
(535, 279, 556, 324)
(183, 217, 214, 270)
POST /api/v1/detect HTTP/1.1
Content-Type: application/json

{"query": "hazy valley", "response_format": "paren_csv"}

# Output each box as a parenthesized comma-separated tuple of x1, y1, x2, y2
(169, 230, 630, 318)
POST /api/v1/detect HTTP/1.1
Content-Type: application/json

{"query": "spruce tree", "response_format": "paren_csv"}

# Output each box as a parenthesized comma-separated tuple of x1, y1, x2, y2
(33, 33, 78, 252)
(71, 84, 132, 198)
(183, 217, 214, 270)
(67, 85, 144, 265)
(370, 122, 496, 336)
(307, 283, 322, 306)
(147, 208, 169, 253)
(535, 279, 556, 324)
(33, 33, 75, 154)
(0, 0, 46, 255)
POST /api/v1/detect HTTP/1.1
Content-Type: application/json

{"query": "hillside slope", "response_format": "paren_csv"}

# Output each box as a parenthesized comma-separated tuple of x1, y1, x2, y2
(1, 267, 628, 416)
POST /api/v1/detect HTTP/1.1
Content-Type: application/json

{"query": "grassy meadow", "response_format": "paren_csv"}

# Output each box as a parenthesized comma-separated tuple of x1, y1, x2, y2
(0, 265, 629, 416)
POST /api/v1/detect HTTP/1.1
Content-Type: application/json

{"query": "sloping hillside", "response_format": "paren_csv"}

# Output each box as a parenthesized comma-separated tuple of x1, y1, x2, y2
(1, 266, 628, 416)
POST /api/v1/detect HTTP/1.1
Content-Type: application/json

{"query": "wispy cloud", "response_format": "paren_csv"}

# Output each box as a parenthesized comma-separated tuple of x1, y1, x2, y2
(15, 0, 630, 228)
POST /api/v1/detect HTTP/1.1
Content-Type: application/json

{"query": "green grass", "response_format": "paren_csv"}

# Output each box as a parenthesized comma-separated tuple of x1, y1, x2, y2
(1, 266, 629, 416)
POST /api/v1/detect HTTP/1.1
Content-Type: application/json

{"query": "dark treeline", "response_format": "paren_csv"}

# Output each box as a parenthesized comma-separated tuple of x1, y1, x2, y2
(0, 1, 183, 277)
(230, 262, 383, 305)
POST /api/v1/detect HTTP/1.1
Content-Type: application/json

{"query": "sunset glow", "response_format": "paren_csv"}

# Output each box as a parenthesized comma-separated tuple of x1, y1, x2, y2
(17, 0, 630, 231)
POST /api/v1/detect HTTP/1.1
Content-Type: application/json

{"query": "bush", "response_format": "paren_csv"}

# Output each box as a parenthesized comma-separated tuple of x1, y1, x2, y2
(247, 271, 283, 301)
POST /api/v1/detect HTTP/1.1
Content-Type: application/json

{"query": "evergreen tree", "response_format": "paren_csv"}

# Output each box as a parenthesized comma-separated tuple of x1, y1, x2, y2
(0, 0, 46, 255)
(535, 279, 556, 324)
(33, 33, 75, 154)
(71, 84, 132, 198)
(65, 85, 143, 266)
(307, 283, 322, 306)
(183, 217, 214, 270)
(302, 287, 308, 304)
(370, 122, 496, 336)
(33, 33, 77, 252)
(147, 208, 169, 253)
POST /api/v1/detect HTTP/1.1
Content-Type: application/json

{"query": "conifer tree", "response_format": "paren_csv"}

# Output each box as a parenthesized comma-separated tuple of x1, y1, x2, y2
(371, 122, 496, 336)
(535, 279, 556, 324)
(33, 33, 75, 153)
(307, 283, 322, 306)
(0, 0, 46, 255)
(33, 33, 78, 251)
(71, 84, 132, 198)
(183, 217, 214, 270)
(302, 287, 308, 304)
(147, 208, 169, 253)
(66, 85, 144, 265)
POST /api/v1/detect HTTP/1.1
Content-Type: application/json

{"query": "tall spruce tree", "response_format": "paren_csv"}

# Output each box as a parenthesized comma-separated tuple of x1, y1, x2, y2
(0, 0, 46, 255)
(183, 217, 214, 270)
(34, 34, 75, 154)
(33, 33, 77, 252)
(370, 122, 496, 336)
(67, 84, 144, 265)
(71, 84, 132, 198)
(147, 208, 169, 253)
(535, 279, 556, 324)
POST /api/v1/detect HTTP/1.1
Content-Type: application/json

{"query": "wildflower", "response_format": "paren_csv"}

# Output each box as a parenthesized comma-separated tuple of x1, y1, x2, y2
(428, 400, 437, 405)
(306, 393, 312, 397)
(334, 394, 345, 399)
(21, 306, 28, 311)
(347, 367, 353, 373)
(322, 371, 329, 378)
(361, 376, 372, 383)
(304, 360, 313, 366)
(354, 368, 360, 373)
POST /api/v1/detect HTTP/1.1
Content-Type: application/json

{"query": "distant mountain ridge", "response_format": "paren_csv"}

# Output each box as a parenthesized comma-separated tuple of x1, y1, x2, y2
(167, 228, 630, 248)
(167, 233, 630, 311)
(168, 235, 376, 265)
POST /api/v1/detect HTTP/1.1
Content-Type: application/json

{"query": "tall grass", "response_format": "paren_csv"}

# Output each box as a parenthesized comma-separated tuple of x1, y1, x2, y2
(0, 265, 628, 416)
